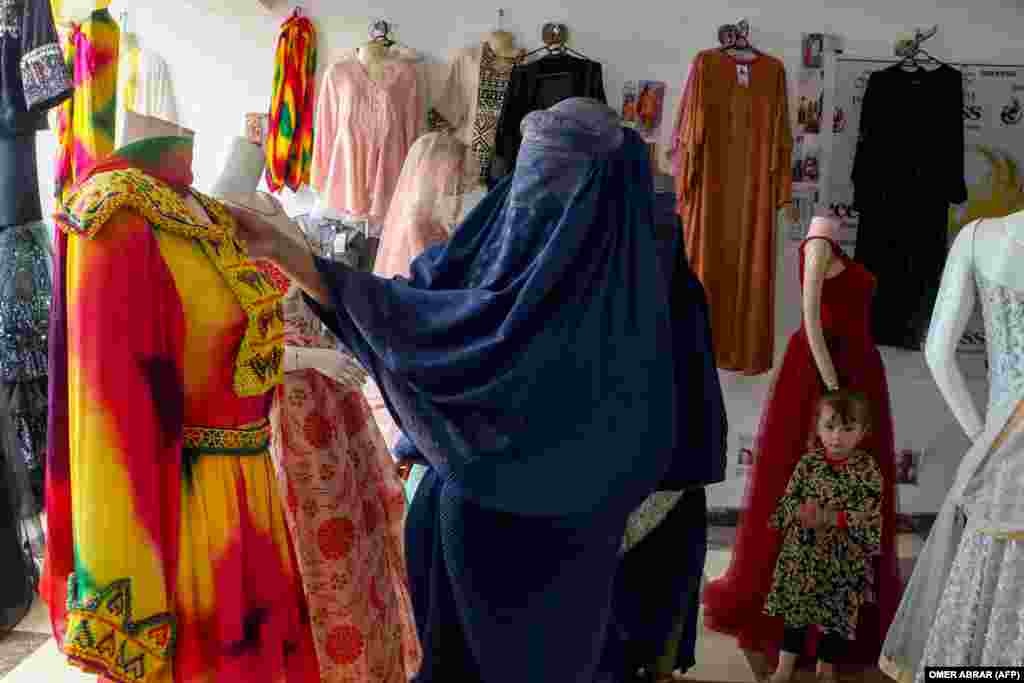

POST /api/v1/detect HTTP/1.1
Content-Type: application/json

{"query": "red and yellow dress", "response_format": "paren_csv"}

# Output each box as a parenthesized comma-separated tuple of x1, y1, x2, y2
(42, 136, 319, 683)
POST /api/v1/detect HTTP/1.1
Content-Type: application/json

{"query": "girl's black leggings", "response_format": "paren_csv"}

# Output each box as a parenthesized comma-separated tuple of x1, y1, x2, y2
(782, 625, 844, 663)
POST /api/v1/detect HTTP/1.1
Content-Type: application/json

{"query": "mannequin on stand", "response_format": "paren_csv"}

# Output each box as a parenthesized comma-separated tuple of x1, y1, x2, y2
(43, 111, 321, 682)
(881, 208, 1024, 679)
(702, 215, 900, 675)
(216, 138, 422, 683)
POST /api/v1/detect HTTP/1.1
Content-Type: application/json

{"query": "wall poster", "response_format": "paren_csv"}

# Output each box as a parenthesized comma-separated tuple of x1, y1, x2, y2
(826, 58, 1024, 354)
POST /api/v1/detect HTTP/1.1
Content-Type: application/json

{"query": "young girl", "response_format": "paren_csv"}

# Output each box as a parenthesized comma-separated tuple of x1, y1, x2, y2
(765, 390, 883, 682)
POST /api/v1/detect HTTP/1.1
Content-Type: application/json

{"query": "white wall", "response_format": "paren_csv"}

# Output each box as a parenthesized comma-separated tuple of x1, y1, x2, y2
(39, 0, 1024, 513)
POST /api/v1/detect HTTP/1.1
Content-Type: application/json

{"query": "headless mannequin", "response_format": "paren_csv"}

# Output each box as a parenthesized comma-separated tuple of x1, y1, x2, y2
(485, 29, 524, 60)
(802, 216, 845, 391)
(924, 209, 1024, 440)
(211, 136, 357, 382)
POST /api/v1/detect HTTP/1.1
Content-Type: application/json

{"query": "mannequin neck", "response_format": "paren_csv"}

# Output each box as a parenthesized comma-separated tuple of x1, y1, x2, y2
(486, 30, 521, 59)
(359, 41, 392, 81)
(360, 41, 390, 64)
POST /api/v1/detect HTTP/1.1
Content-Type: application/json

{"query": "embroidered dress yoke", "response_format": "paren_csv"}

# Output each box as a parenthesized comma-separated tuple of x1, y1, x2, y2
(310, 59, 422, 224)
(42, 137, 318, 683)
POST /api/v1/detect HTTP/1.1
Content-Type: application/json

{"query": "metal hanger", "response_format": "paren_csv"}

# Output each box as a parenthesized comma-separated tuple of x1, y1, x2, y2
(718, 19, 761, 57)
(518, 23, 597, 63)
(894, 25, 951, 71)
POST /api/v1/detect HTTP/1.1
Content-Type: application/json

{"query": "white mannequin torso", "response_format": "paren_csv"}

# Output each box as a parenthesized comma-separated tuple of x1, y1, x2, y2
(925, 209, 1024, 439)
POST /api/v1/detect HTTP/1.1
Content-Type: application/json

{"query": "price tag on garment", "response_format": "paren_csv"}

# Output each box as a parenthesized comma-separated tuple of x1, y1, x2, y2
(736, 63, 751, 87)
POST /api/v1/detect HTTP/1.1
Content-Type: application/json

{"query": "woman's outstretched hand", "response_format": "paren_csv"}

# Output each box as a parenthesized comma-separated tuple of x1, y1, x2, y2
(224, 201, 294, 263)
(224, 199, 333, 307)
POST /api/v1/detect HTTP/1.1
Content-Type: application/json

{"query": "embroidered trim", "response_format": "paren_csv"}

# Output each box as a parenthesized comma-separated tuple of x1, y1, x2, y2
(63, 576, 175, 683)
(56, 169, 285, 396)
(0, 0, 19, 39)
(183, 419, 271, 455)
(21, 42, 72, 110)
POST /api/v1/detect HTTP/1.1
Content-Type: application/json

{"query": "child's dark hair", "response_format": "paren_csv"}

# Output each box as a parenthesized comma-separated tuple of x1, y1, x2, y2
(817, 389, 872, 430)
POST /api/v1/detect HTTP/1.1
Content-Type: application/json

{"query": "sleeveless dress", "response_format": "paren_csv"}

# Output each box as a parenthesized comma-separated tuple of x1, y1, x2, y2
(881, 248, 1024, 678)
(702, 235, 901, 669)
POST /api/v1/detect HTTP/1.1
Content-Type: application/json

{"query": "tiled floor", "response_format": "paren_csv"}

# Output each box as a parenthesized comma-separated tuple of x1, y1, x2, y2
(0, 533, 925, 682)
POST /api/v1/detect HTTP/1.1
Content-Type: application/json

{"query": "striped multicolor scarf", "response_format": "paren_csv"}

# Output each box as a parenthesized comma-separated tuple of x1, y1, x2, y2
(265, 11, 317, 193)
(54, 9, 119, 201)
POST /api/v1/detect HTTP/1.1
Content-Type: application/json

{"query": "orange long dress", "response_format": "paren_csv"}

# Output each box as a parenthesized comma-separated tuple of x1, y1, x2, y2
(673, 49, 793, 375)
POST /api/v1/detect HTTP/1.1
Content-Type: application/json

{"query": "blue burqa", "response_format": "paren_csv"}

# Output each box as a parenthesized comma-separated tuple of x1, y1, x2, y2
(306, 98, 686, 682)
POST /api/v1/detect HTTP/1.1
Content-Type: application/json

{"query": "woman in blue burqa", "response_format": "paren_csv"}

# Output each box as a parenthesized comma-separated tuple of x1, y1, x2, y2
(229, 97, 722, 682)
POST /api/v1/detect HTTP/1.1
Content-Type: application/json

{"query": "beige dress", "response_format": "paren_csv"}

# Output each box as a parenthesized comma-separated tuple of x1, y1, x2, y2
(427, 43, 516, 192)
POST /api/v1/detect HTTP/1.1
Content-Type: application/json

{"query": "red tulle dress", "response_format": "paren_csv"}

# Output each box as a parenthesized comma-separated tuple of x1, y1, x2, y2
(702, 235, 901, 669)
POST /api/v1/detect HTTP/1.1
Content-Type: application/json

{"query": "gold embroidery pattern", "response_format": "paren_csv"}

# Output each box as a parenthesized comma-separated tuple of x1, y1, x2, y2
(182, 419, 272, 455)
(55, 169, 285, 397)
(63, 576, 175, 683)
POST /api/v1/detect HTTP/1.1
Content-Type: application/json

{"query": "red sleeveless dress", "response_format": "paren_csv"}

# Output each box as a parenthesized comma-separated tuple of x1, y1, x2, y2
(702, 236, 901, 669)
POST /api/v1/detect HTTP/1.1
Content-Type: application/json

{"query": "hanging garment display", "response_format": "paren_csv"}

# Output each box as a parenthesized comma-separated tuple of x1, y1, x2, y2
(259, 260, 422, 683)
(115, 43, 180, 145)
(54, 7, 119, 200)
(702, 228, 901, 671)
(0, 0, 69, 520)
(851, 63, 966, 350)
(42, 136, 319, 683)
(430, 42, 516, 189)
(1, 0, 72, 135)
(265, 9, 316, 193)
(310, 58, 422, 224)
(672, 48, 793, 375)
(490, 51, 606, 181)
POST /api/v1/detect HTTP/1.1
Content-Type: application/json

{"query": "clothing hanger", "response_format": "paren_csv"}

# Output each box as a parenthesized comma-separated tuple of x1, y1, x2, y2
(894, 25, 951, 71)
(718, 19, 762, 58)
(518, 23, 598, 64)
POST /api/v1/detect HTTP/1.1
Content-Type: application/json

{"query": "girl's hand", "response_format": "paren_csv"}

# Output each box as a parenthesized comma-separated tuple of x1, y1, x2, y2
(799, 500, 819, 528)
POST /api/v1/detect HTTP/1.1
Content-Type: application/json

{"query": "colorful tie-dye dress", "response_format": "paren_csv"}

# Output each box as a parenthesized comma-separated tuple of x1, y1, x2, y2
(42, 137, 319, 683)
(54, 7, 118, 200)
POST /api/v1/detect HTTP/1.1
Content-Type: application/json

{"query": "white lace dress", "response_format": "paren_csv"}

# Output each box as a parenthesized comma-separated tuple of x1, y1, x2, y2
(908, 271, 1024, 675)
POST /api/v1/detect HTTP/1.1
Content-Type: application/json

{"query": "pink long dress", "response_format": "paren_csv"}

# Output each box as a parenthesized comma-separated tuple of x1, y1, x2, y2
(260, 262, 422, 683)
